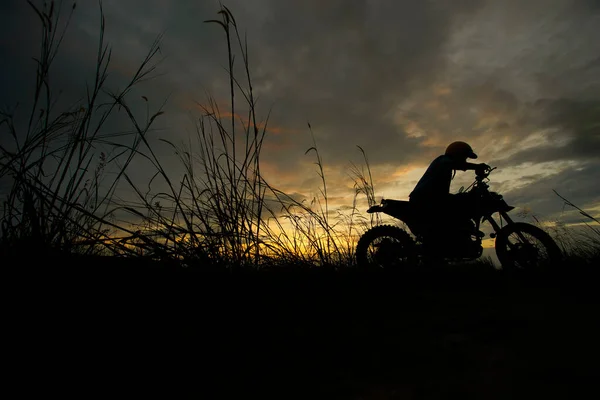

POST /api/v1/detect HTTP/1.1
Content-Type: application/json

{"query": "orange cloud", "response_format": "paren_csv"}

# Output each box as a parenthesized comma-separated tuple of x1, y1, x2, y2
(433, 84, 452, 97)
(184, 101, 298, 137)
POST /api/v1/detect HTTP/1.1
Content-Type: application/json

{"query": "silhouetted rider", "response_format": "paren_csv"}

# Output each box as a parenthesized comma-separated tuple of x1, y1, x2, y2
(409, 141, 489, 243)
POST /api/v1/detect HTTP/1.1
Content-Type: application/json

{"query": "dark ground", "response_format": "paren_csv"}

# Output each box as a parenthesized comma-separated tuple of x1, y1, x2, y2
(4, 255, 599, 399)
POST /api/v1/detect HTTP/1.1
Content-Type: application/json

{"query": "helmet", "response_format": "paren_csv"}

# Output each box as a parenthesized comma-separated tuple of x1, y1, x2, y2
(445, 141, 477, 159)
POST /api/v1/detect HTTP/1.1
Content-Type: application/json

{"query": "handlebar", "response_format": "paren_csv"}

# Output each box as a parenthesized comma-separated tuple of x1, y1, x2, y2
(461, 166, 496, 193)
(476, 166, 496, 181)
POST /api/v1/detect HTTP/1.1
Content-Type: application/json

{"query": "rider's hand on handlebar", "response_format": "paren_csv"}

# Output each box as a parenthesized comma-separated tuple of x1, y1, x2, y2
(475, 163, 491, 176)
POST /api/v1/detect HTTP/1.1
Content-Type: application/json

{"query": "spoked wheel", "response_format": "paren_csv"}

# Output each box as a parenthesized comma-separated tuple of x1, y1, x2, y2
(495, 222, 562, 270)
(355, 225, 417, 268)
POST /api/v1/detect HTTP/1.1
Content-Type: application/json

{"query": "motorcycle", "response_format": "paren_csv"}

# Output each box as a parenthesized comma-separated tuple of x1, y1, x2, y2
(355, 167, 562, 270)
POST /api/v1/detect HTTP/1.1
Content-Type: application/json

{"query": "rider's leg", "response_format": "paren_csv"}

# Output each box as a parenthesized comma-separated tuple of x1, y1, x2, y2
(444, 194, 477, 244)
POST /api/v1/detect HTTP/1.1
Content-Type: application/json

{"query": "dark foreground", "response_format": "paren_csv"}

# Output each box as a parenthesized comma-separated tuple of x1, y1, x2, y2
(5, 256, 600, 399)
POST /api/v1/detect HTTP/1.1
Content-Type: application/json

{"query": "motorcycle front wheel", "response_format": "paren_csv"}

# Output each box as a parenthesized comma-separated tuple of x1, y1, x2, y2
(355, 225, 417, 268)
(495, 222, 562, 270)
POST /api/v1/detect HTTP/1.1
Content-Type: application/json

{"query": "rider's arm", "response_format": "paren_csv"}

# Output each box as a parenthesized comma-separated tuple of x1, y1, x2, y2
(465, 162, 482, 171)
(454, 161, 488, 172)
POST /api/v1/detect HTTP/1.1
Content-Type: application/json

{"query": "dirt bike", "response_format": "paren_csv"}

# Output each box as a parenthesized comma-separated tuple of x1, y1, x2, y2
(355, 167, 562, 270)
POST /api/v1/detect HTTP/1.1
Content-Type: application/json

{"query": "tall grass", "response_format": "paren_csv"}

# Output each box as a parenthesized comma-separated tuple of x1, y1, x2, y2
(549, 190, 600, 265)
(113, 5, 380, 269)
(517, 190, 600, 266)
(0, 1, 164, 258)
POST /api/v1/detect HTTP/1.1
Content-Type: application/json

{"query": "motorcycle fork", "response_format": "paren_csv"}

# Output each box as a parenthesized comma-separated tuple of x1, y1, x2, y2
(485, 211, 511, 232)
(486, 212, 530, 245)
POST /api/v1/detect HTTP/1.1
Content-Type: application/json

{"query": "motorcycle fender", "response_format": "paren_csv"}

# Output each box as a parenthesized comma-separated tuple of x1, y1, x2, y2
(367, 205, 384, 213)
(499, 200, 515, 212)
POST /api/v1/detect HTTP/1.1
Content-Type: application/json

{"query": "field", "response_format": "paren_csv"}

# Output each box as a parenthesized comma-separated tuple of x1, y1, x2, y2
(6, 255, 599, 399)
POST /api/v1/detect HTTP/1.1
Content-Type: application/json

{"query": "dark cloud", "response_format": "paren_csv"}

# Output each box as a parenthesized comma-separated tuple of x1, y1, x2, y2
(501, 160, 600, 223)
(494, 99, 600, 166)
(241, 0, 486, 165)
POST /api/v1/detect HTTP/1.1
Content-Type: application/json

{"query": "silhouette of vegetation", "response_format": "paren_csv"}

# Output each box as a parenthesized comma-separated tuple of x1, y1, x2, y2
(0, 1, 164, 258)
(0, 2, 374, 268)
(547, 190, 599, 265)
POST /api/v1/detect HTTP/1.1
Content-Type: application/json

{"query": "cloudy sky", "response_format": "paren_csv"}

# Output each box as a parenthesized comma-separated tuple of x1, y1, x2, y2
(1, 0, 599, 234)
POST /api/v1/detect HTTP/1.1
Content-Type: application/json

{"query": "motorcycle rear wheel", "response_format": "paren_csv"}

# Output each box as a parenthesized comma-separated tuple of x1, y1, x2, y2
(355, 225, 417, 268)
(495, 222, 562, 270)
